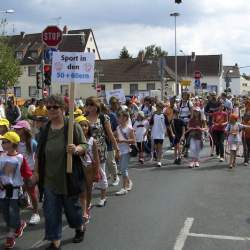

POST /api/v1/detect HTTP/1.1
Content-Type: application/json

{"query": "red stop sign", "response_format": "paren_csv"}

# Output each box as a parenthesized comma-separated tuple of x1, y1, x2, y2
(42, 26, 63, 47)
(194, 71, 201, 79)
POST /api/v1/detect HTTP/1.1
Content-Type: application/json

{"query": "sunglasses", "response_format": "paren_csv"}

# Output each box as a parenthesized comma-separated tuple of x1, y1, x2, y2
(46, 105, 60, 110)
(2, 140, 10, 144)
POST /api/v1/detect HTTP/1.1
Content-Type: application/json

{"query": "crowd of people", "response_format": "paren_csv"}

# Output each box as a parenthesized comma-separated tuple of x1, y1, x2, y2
(0, 91, 250, 249)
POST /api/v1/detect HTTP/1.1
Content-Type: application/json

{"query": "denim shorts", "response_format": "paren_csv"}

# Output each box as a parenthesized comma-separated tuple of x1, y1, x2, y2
(119, 153, 130, 177)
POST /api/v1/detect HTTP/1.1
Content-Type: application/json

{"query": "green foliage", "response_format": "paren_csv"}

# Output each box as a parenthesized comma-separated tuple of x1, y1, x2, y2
(144, 44, 168, 59)
(0, 38, 21, 89)
(119, 46, 132, 59)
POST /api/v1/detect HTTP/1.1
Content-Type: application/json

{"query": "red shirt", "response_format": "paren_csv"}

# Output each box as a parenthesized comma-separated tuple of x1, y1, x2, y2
(212, 111, 228, 131)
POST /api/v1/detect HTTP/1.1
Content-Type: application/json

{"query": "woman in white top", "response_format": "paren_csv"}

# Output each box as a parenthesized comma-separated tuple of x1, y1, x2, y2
(114, 111, 135, 196)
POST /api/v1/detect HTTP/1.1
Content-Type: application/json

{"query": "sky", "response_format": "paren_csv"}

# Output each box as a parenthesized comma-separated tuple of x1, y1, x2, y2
(1, 0, 250, 74)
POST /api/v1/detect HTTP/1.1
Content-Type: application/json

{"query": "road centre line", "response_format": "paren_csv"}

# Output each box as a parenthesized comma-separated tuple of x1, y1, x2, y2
(188, 232, 250, 241)
(173, 217, 194, 250)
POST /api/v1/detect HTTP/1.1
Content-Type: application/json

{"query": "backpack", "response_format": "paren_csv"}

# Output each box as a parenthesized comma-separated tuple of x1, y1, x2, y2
(149, 113, 169, 127)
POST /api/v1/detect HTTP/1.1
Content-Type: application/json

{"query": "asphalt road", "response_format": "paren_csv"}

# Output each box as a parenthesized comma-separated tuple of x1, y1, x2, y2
(1, 147, 250, 250)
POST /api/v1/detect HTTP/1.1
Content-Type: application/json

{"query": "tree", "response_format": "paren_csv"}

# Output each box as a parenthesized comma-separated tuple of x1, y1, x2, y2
(119, 46, 132, 59)
(144, 44, 168, 59)
(0, 38, 21, 90)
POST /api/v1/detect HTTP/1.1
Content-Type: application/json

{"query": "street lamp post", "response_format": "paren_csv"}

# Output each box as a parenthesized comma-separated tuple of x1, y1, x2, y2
(170, 12, 180, 96)
(0, 9, 15, 36)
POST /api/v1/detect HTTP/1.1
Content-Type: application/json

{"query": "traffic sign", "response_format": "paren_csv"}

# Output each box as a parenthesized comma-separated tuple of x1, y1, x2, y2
(194, 71, 201, 80)
(194, 79, 201, 89)
(42, 26, 63, 47)
(44, 48, 58, 63)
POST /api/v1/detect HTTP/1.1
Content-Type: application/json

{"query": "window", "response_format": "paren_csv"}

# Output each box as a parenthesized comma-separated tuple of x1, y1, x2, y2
(92, 49, 95, 53)
(147, 83, 155, 91)
(130, 84, 138, 95)
(14, 87, 21, 97)
(61, 85, 69, 95)
(87, 48, 90, 52)
(16, 51, 23, 60)
(113, 84, 122, 90)
(90, 37, 93, 42)
(28, 66, 36, 76)
(31, 51, 38, 58)
(29, 86, 37, 97)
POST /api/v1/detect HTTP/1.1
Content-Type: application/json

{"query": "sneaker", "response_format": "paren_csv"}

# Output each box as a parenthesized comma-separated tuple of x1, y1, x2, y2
(194, 161, 200, 167)
(126, 180, 133, 191)
(15, 220, 27, 238)
(219, 158, 224, 162)
(72, 229, 85, 243)
(139, 158, 144, 164)
(115, 188, 128, 196)
(210, 153, 214, 157)
(173, 159, 178, 164)
(189, 161, 194, 168)
(216, 155, 220, 159)
(156, 162, 162, 167)
(244, 162, 248, 166)
(29, 213, 40, 225)
(111, 176, 120, 186)
(176, 158, 181, 165)
(4, 237, 15, 249)
(45, 243, 61, 250)
(96, 198, 107, 207)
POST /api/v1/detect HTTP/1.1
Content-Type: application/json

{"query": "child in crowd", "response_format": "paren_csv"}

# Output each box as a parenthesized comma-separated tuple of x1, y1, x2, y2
(225, 114, 244, 169)
(242, 111, 250, 166)
(75, 115, 100, 224)
(150, 102, 174, 167)
(0, 118, 10, 155)
(0, 131, 32, 249)
(133, 111, 149, 164)
(13, 120, 40, 225)
(115, 111, 135, 195)
(171, 109, 185, 164)
(188, 107, 204, 168)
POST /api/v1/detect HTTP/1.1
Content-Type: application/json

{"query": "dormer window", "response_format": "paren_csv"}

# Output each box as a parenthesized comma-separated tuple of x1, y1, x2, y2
(16, 51, 23, 60)
(31, 51, 38, 58)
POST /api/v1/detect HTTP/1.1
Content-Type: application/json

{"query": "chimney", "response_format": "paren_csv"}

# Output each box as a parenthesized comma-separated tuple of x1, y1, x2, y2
(63, 25, 68, 34)
(20, 31, 25, 38)
(191, 52, 196, 62)
(138, 50, 145, 63)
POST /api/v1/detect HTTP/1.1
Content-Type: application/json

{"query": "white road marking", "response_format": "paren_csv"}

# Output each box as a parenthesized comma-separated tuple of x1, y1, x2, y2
(173, 217, 194, 250)
(30, 225, 68, 249)
(188, 233, 250, 241)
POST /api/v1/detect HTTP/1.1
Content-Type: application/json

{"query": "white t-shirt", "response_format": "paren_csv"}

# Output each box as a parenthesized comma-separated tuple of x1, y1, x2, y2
(133, 120, 149, 142)
(117, 125, 132, 155)
(151, 113, 168, 140)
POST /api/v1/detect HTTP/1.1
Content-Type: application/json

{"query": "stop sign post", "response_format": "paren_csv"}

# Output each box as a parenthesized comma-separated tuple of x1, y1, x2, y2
(42, 26, 63, 47)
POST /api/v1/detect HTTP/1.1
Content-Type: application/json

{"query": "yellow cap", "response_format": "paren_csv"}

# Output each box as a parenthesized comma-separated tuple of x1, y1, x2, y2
(0, 131, 20, 144)
(75, 115, 88, 124)
(0, 118, 10, 128)
(74, 109, 82, 115)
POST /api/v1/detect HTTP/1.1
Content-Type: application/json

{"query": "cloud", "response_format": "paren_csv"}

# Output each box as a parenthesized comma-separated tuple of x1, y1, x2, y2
(1, 0, 250, 73)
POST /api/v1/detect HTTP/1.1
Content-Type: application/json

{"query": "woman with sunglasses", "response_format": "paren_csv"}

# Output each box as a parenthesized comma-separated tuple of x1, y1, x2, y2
(85, 96, 120, 207)
(34, 95, 88, 250)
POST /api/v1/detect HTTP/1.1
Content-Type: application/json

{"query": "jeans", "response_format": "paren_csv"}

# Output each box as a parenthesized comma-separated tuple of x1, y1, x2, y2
(43, 187, 83, 241)
(0, 198, 20, 230)
(213, 130, 225, 157)
(243, 137, 250, 163)
(119, 153, 130, 177)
